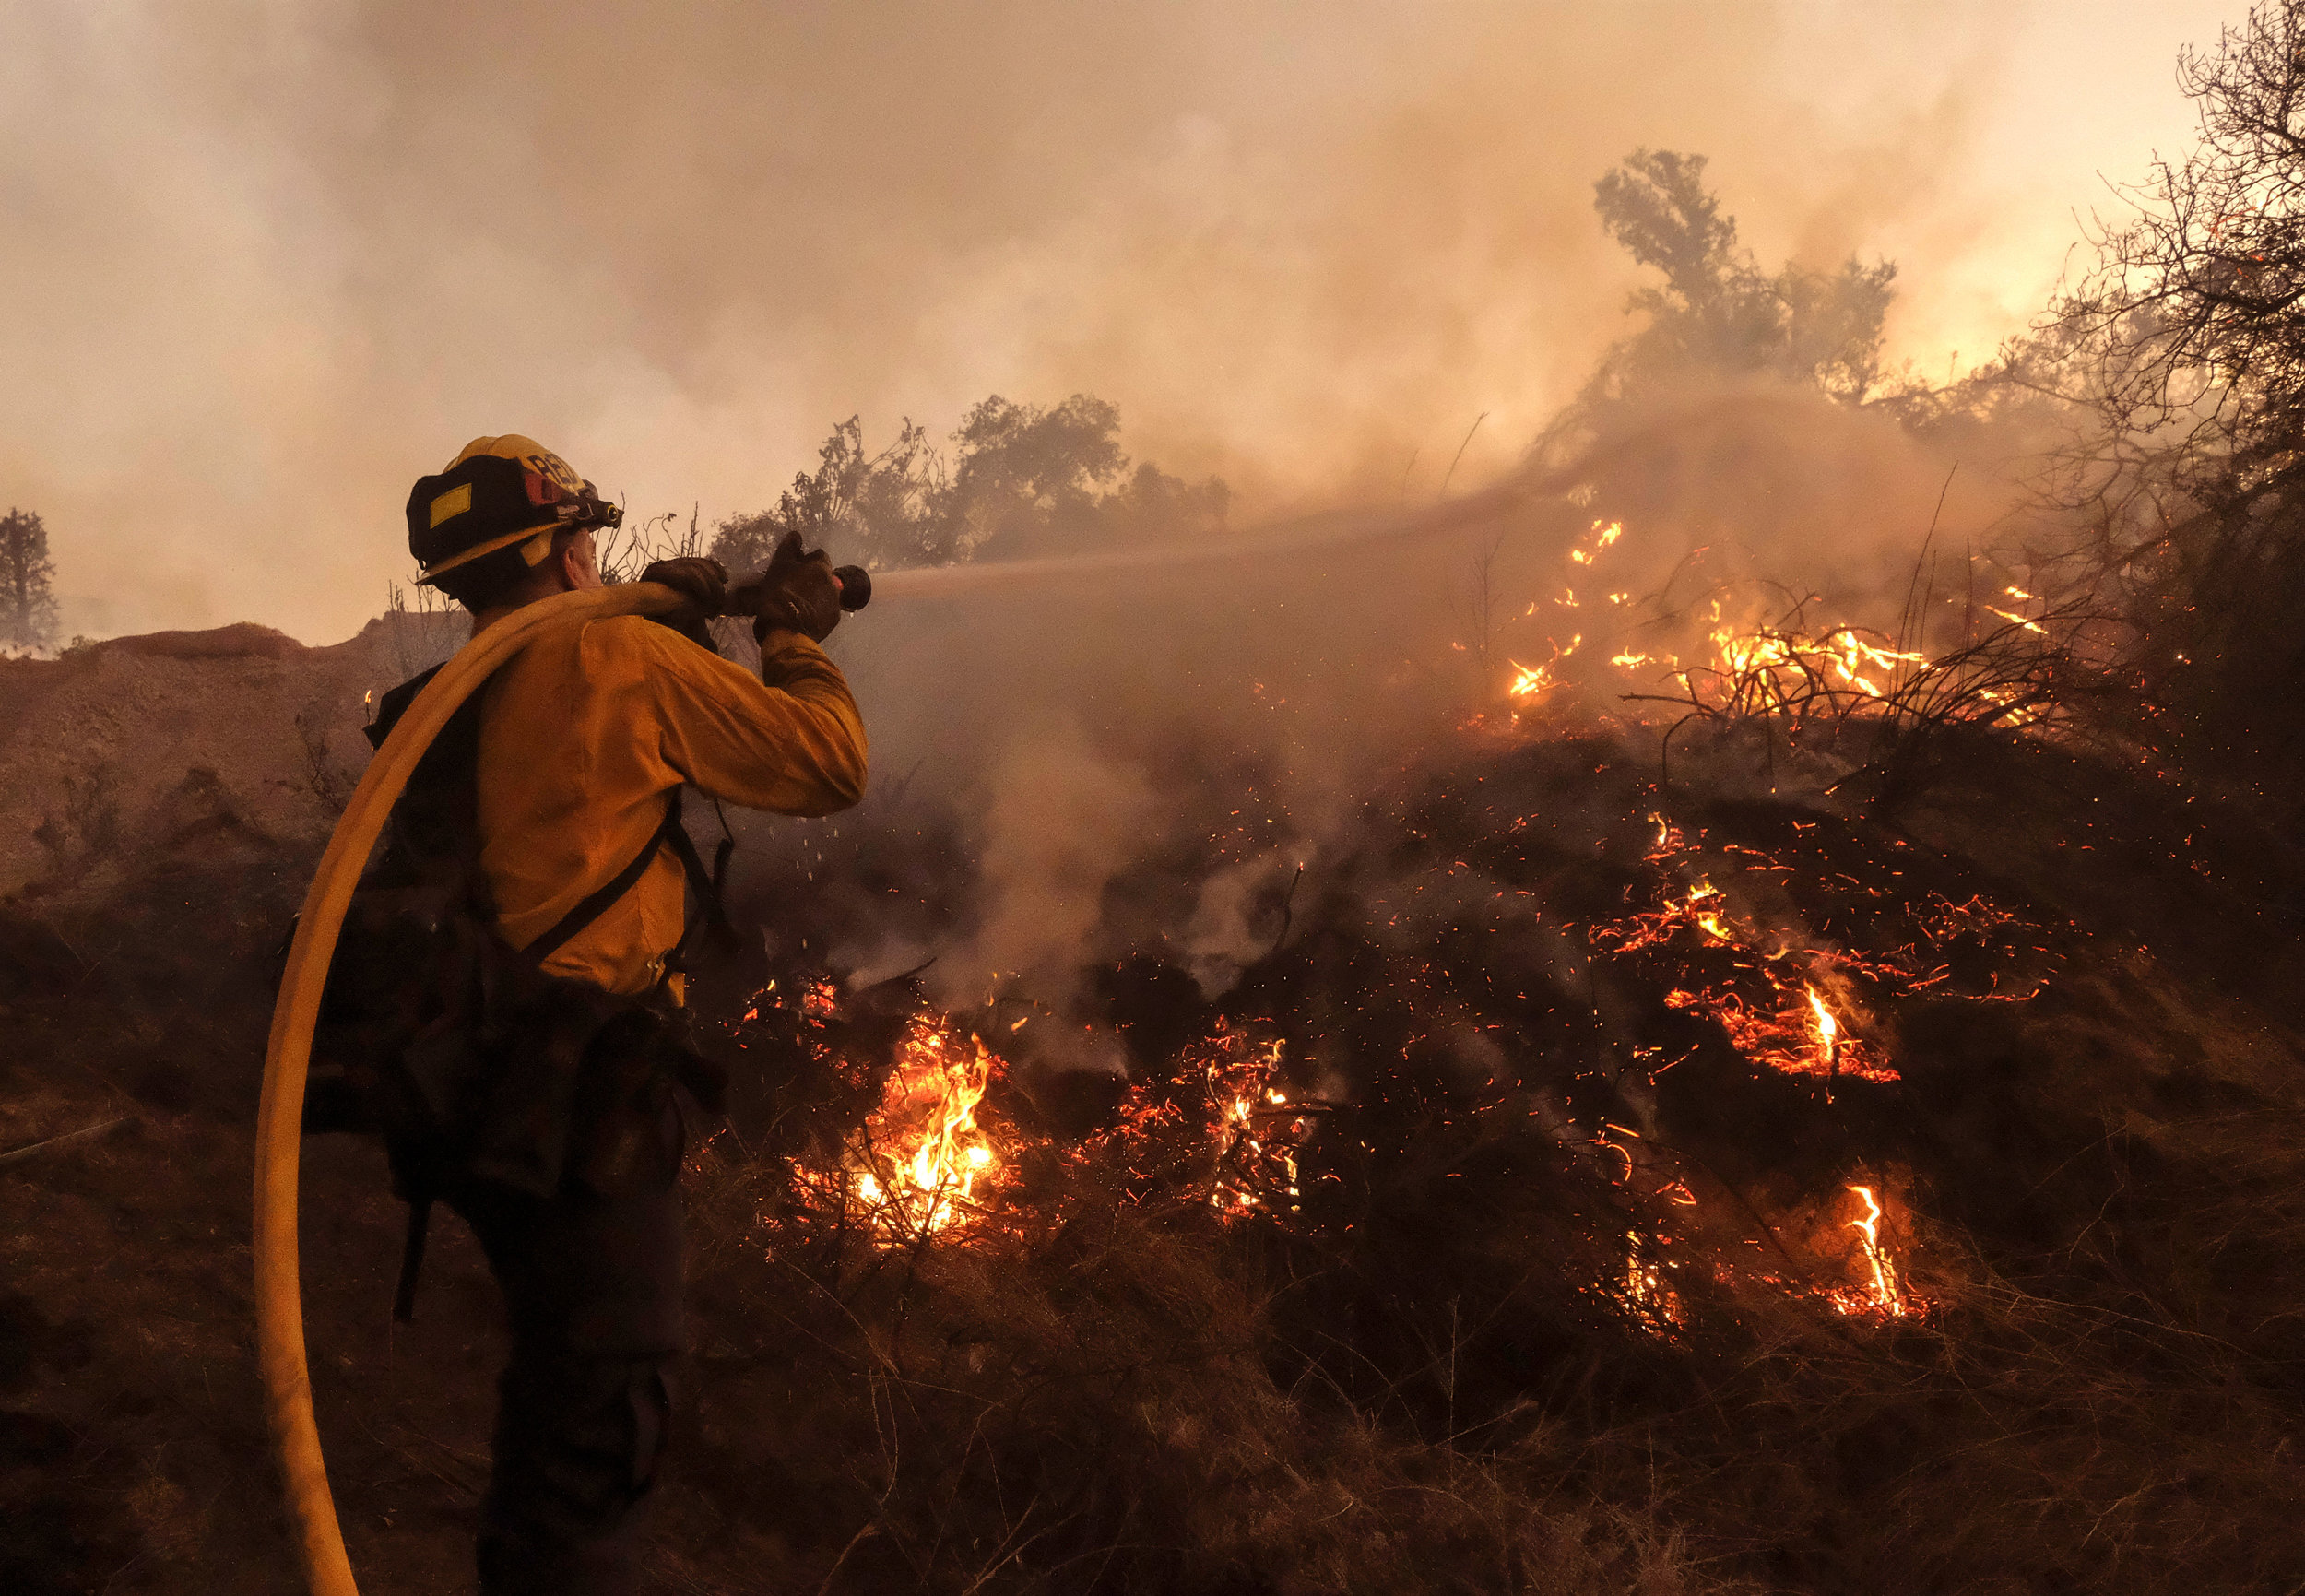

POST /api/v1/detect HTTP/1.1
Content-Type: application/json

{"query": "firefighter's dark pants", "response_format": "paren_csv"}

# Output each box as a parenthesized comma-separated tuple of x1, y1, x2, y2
(446, 1173, 685, 1596)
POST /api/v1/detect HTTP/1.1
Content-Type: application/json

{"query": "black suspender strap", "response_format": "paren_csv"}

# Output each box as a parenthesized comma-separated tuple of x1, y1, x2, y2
(517, 787, 739, 975)
(660, 797, 740, 971)
(521, 795, 683, 968)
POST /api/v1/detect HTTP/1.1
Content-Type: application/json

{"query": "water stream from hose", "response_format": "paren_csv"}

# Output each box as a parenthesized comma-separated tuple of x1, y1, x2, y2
(857, 400, 1773, 602)
(866, 476, 1537, 601)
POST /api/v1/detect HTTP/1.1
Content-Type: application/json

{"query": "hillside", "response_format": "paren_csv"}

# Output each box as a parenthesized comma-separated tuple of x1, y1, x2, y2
(5, 618, 2305, 1594)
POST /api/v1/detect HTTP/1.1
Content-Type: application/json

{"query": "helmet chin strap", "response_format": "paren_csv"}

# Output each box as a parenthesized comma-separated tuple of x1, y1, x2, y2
(253, 581, 684, 1596)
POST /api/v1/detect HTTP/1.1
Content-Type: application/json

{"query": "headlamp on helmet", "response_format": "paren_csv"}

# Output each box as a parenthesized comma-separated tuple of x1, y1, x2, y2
(405, 434, 622, 587)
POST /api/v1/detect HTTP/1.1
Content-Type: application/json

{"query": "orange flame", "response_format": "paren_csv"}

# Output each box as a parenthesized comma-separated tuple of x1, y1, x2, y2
(1690, 882, 1734, 942)
(1620, 1230, 1685, 1333)
(1838, 1183, 1909, 1318)
(1984, 605, 2048, 635)
(1807, 986, 1839, 1065)
(1208, 1035, 1306, 1216)
(845, 1019, 1002, 1240)
(1708, 624, 1926, 700)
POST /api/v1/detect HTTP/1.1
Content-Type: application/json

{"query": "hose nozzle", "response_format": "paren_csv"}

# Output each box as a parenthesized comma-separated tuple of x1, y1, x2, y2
(722, 562, 873, 621)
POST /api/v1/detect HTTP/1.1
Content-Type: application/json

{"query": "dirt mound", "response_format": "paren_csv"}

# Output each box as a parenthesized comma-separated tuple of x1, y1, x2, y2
(91, 621, 309, 662)
(0, 615, 458, 904)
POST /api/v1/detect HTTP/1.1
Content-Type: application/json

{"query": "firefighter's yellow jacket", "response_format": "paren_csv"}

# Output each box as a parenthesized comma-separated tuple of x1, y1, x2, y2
(473, 616, 866, 994)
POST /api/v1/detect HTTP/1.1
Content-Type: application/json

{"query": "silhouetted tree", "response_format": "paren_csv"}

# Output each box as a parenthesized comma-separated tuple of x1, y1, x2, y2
(2055, 0, 2305, 501)
(1571, 149, 1906, 416)
(1, 507, 57, 651)
(712, 417, 949, 575)
(2022, 0, 2305, 792)
(712, 396, 1226, 573)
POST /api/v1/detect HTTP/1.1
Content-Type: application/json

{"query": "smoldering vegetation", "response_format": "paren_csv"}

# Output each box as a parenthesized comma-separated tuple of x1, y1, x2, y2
(671, 727, 2305, 1594)
(657, 442, 2305, 1590)
(13, 20, 2305, 1593)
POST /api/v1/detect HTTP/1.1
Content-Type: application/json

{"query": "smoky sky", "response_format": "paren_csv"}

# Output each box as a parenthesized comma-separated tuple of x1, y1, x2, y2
(1, 0, 2240, 644)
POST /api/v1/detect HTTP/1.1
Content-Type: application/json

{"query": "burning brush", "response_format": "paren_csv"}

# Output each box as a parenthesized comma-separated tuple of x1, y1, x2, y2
(1080, 1019, 1329, 1221)
(730, 509, 2080, 1349)
(1486, 514, 2102, 803)
(738, 772, 2026, 1331)
(731, 975, 1014, 1248)
(839, 1017, 1002, 1239)
(751, 990, 1329, 1251)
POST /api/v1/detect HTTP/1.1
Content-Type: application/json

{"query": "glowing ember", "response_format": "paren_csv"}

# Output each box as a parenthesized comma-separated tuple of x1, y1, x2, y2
(1619, 1231, 1685, 1333)
(1593, 829, 1917, 1084)
(1590, 876, 1745, 955)
(1072, 1021, 1320, 1220)
(1205, 1034, 1310, 1217)
(1659, 986, 1900, 1084)
(800, 975, 838, 1021)
(1643, 811, 1686, 859)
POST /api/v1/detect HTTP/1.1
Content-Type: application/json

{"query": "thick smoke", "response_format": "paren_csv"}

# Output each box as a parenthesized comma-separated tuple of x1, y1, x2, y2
(738, 365, 2035, 1033)
(0, 0, 2228, 643)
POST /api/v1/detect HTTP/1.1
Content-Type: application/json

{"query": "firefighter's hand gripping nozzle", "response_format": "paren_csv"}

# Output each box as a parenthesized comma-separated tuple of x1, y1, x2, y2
(723, 528, 869, 644)
(738, 560, 871, 609)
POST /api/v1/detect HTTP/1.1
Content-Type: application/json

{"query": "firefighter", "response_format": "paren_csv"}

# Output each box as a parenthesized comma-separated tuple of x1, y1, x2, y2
(399, 433, 866, 1594)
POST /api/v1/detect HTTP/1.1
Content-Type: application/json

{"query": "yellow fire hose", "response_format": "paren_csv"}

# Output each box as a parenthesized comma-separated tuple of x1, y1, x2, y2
(253, 582, 681, 1596)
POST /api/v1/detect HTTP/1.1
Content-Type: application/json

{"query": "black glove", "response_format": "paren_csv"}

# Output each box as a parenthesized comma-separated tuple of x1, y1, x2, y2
(744, 529, 842, 644)
(640, 556, 728, 649)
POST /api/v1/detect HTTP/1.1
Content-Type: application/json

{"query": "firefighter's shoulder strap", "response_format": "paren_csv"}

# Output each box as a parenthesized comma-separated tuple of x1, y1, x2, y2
(516, 787, 734, 976)
(363, 662, 730, 945)
(523, 797, 685, 967)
